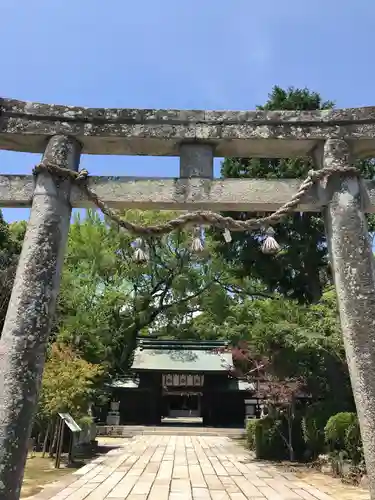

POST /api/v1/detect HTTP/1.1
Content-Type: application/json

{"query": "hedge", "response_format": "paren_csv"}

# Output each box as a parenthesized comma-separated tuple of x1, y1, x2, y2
(246, 411, 363, 466)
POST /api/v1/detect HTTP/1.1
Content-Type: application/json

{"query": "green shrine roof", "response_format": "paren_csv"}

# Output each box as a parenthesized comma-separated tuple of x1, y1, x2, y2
(105, 377, 140, 389)
(131, 339, 232, 372)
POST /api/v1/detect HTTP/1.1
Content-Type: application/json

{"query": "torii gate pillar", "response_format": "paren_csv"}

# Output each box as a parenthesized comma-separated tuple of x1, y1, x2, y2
(0, 135, 81, 500)
(324, 138, 375, 497)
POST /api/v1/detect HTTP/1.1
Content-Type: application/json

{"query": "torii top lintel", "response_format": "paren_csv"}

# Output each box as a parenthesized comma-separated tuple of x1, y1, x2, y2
(1, 98, 375, 158)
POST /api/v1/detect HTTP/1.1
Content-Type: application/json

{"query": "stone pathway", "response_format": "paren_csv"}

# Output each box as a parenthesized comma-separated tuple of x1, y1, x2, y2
(34, 435, 369, 500)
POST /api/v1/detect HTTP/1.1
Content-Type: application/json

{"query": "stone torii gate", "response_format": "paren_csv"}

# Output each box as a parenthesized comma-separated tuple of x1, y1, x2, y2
(1, 99, 375, 499)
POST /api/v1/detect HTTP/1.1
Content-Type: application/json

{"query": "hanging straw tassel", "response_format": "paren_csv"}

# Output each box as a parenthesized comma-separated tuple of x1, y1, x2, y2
(132, 238, 149, 264)
(261, 227, 280, 255)
(223, 228, 232, 243)
(191, 227, 204, 253)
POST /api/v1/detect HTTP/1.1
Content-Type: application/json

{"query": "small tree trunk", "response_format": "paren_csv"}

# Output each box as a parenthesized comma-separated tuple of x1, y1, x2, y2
(287, 402, 295, 461)
(42, 421, 51, 458)
(49, 417, 59, 458)
(287, 417, 294, 461)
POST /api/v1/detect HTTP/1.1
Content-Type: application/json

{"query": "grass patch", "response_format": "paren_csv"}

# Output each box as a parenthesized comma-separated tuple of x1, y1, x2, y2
(21, 440, 125, 498)
(21, 453, 78, 499)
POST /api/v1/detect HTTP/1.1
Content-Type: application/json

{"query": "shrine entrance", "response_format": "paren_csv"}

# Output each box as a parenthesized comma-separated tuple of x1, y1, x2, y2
(161, 370, 205, 420)
(164, 392, 202, 418)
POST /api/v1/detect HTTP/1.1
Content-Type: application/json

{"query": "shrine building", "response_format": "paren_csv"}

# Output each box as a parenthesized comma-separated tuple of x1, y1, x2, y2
(102, 339, 257, 427)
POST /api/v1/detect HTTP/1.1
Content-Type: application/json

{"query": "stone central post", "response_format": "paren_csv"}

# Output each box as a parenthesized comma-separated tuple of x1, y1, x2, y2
(323, 138, 375, 498)
(179, 142, 214, 426)
(0, 135, 81, 500)
(179, 143, 214, 178)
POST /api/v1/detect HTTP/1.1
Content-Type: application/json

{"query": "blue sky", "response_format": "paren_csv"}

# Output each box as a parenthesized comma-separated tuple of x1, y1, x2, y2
(1, 0, 374, 222)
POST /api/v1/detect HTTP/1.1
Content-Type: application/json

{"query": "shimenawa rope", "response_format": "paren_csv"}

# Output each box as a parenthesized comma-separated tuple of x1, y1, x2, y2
(32, 161, 360, 257)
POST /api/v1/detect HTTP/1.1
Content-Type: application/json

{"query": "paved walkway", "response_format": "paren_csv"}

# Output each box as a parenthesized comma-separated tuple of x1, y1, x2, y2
(37, 435, 369, 500)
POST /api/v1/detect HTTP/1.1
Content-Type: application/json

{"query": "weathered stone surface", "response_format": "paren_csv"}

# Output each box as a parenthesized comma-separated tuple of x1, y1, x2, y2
(324, 138, 375, 500)
(0, 135, 81, 499)
(2, 98, 375, 157)
(0, 175, 350, 212)
(179, 144, 214, 178)
(2, 173, 375, 212)
(3, 98, 375, 123)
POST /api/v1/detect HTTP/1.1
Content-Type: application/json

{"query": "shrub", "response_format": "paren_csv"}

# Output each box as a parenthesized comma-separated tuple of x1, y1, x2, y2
(290, 415, 308, 461)
(344, 417, 363, 464)
(246, 419, 258, 451)
(257, 417, 286, 460)
(246, 417, 287, 460)
(324, 412, 357, 452)
(302, 403, 333, 459)
(247, 415, 307, 461)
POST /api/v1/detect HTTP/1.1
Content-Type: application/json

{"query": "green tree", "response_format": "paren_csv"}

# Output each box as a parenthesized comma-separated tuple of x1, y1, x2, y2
(54, 210, 225, 374)
(37, 343, 103, 421)
(35, 343, 104, 456)
(0, 213, 24, 332)
(190, 286, 352, 410)
(219, 86, 375, 303)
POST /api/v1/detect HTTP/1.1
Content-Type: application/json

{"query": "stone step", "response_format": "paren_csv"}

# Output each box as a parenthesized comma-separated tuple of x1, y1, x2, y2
(97, 425, 245, 438)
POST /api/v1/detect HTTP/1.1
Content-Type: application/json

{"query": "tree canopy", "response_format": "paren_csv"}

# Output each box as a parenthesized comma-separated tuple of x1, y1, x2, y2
(219, 85, 375, 304)
(54, 209, 226, 375)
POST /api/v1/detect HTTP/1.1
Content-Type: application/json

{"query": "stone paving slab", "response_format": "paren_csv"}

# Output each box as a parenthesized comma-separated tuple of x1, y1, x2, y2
(28, 435, 370, 500)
